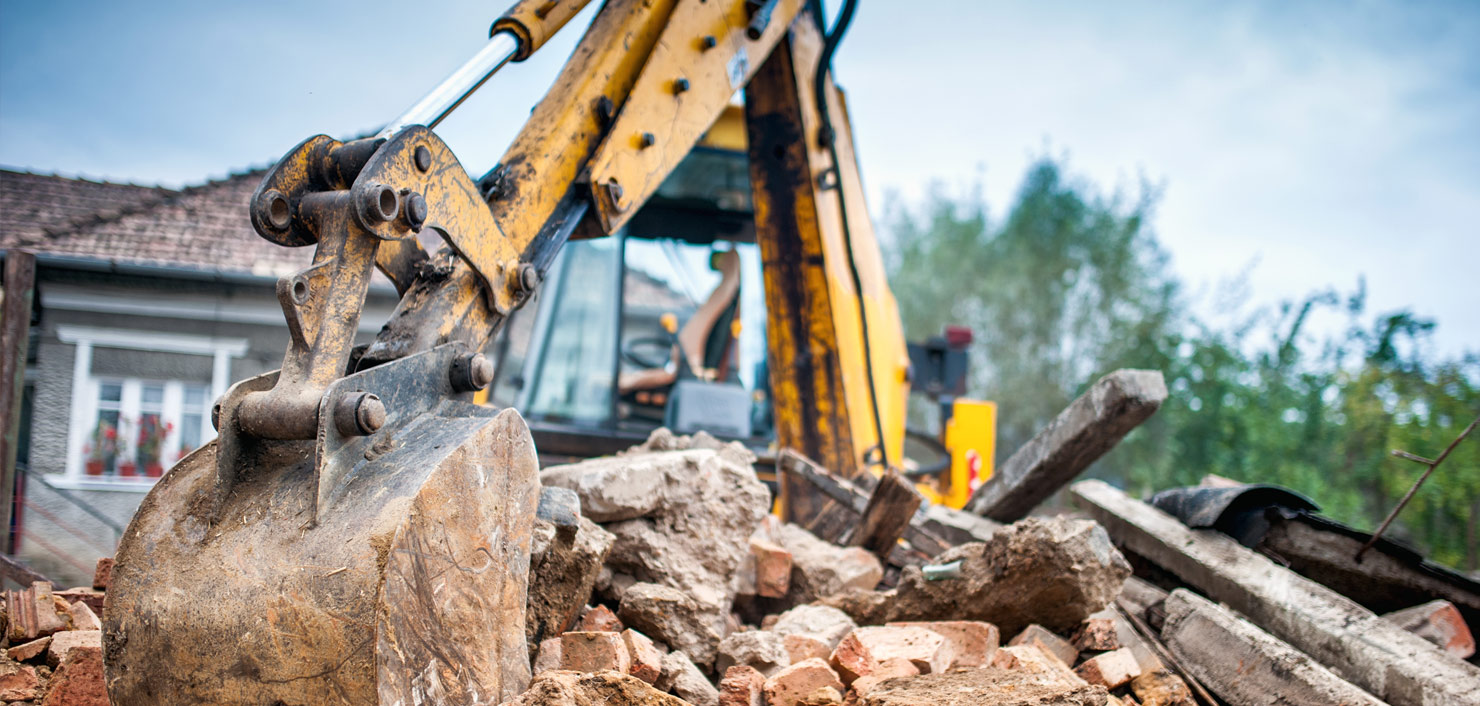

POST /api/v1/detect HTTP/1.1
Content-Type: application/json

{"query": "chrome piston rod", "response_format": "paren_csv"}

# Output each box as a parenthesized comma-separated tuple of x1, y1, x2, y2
(378, 30, 522, 138)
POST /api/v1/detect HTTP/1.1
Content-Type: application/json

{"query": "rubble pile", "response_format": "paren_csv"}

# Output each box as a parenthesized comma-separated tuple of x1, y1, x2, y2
(509, 430, 1202, 706)
(0, 558, 111, 704)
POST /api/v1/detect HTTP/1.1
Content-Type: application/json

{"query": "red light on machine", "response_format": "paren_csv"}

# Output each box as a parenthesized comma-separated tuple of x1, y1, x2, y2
(945, 325, 974, 348)
(965, 448, 983, 490)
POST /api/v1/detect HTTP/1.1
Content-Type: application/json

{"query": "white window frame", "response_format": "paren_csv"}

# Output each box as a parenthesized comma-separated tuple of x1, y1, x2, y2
(50, 325, 248, 492)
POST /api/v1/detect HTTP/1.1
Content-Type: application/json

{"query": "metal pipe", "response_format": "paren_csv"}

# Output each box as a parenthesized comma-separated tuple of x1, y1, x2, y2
(377, 31, 521, 138)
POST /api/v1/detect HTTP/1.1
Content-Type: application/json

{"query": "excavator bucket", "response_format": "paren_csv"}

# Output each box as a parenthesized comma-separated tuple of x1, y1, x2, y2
(103, 347, 540, 705)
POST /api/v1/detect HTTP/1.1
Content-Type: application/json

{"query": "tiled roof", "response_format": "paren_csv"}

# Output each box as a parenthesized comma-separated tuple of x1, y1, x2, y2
(0, 167, 311, 276)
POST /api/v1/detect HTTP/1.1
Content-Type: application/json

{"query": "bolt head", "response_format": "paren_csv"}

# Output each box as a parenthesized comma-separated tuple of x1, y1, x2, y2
(518, 263, 539, 292)
(405, 192, 428, 230)
(701, 35, 717, 50)
(674, 77, 690, 94)
(414, 145, 432, 172)
(355, 394, 386, 434)
(639, 132, 656, 148)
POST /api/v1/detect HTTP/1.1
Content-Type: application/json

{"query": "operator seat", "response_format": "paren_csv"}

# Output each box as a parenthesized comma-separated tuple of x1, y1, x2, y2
(618, 249, 741, 395)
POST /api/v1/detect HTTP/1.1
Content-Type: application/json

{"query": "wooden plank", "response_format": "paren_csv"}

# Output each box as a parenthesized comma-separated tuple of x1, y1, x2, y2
(850, 470, 923, 561)
(967, 369, 1165, 522)
(1072, 479, 1480, 706)
(777, 450, 952, 559)
(0, 250, 34, 553)
(0, 551, 50, 588)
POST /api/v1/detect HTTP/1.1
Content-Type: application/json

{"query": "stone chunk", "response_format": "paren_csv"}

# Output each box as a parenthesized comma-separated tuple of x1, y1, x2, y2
(778, 524, 884, 604)
(1074, 648, 1140, 688)
(7, 635, 51, 663)
(772, 604, 858, 649)
(719, 665, 768, 706)
(752, 539, 794, 599)
(798, 685, 843, 705)
(560, 631, 631, 674)
(40, 645, 106, 706)
(658, 651, 720, 706)
(620, 582, 728, 669)
(1009, 624, 1079, 667)
(1072, 614, 1120, 652)
(783, 633, 831, 664)
(859, 667, 1108, 706)
(817, 589, 894, 627)
(505, 669, 690, 706)
(68, 600, 103, 631)
(532, 637, 563, 675)
(577, 604, 624, 633)
(1131, 668, 1195, 706)
(888, 517, 1130, 636)
(845, 658, 919, 699)
(527, 515, 617, 649)
(5, 582, 68, 641)
(0, 660, 41, 701)
(887, 620, 999, 668)
(764, 658, 844, 706)
(1382, 599, 1476, 659)
(47, 629, 102, 668)
(624, 629, 665, 684)
(718, 630, 790, 677)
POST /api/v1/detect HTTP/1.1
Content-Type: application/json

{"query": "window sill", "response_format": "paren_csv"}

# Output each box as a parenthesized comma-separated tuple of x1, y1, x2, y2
(42, 475, 158, 493)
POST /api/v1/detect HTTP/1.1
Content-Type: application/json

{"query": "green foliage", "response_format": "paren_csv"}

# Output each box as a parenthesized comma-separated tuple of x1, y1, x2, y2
(884, 157, 1480, 570)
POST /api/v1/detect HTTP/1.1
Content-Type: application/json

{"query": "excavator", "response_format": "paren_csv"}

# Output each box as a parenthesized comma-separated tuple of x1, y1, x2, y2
(102, 0, 996, 703)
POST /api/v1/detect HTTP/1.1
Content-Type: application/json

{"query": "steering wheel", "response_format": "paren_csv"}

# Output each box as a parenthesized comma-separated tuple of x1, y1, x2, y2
(622, 336, 674, 370)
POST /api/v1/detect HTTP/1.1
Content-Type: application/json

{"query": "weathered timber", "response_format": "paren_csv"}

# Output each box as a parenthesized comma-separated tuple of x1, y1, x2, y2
(968, 370, 1166, 522)
(849, 470, 923, 561)
(0, 552, 50, 588)
(1073, 479, 1480, 706)
(0, 250, 35, 549)
(776, 450, 951, 559)
(1161, 589, 1385, 706)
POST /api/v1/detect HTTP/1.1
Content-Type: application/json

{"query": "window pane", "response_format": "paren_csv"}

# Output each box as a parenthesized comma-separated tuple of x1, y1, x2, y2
(99, 382, 122, 403)
(184, 385, 208, 407)
(141, 384, 165, 408)
(86, 410, 121, 476)
(135, 412, 166, 472)
(179, 412, 202, 460)
(525, 239, 620, 425)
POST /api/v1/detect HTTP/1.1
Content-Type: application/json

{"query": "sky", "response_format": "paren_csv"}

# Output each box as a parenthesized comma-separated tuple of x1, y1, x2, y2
(2, 0, 1476, 357)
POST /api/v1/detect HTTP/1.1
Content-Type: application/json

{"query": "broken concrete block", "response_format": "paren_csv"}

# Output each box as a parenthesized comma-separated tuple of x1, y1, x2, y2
(752, 539, 794, 599)
(578, 604, 624, 633)
(888, 517, 1130, 636)
(527, 515, 616, 649)
(620, 582, 728, 670)
(560, 631, 631, 674)
(506, 669, 690, 706)
(39, 645, 106, 706)
(92, 556, 114, 591)
(6, 635, 51, 663)
(46, 629, 101, 668)
(658, 651, 720, 706)
(817, 589, 894, 627)
(67, 600, 102, 631)
(778, 524, 884, 604)
(1008, 624, 1079, 667)
(1159, 589, 1384, 706)
(990, 646, 1086, 687)
(858, 667, 1108, 706)
(844, 658, 919, 700)
(1074, 648, 1140, 688)
(764, 658, 845, 706)
(719, 665, 768, 706)
(850, 626, 953, 675)
(772, 604, 858, 649)
(783, 633, 832, 664)
(1130, 668, 1194, 706)
(887, 620, 999, 668)
(0, 660, 41, 701)
(798, 685, 844, 705)
(5, 582, 68, 641)
(717, 630, 791, 677)
(625, 629, 666, 684)
(1071, 614, 1120, 652)
(533, 637, 563, 675)
(1383, 599, 1475, 659)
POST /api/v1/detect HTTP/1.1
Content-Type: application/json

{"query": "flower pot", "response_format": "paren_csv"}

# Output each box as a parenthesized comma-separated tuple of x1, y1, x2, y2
(145, 462, 164, 478)
(85, 459, 105, 476)
(118, 462, 137, 478)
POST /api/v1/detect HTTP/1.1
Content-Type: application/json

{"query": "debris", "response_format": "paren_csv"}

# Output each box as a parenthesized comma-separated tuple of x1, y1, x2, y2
(1130, 668, 1194, 706)
(719, 665, 768, 706)
(919, 503, 1001, 546)
(849, 470, 924, 561)
(777, 523, 884, 604)
(990, 645, 1085, 687)
(1115, 576, 1169, 619)
(771, 604, 859, 649)
(717, 629, 791, 677)
(658, 651, 720, 706)
(92, 556, 114, 591)
(533, 637, 563, 675)
(40, 644, 106, 706)
(1071, 613, 1121, 652)
(527, 514, 616, 649)
(1159, 589, 1384, 706)
(1008, 624, 1079, 667)
(888, 517, 1131, 635)
(967, 369, 1166, 522)
(67, 600, 102, 631)
(7, 635, 51, 663)
(776, 451, 952, 560)
(1073, 479, 1480, 706)
(1382, 599, 1475, 659)
(559, 631, 631, 674)
(576, 604, 624, 633)
(763, 658, 844, 706)
(782, 633, 832, 664)
(620, 582, 729, 670)
(816, 589, 893, 627)
(841, 626, 954, 676)
(505, 669, 689, 706)
(751, 539, 794, 599)
(0, 660, 41, 701)
(1073, 648, 1140, 689)
(5, 582, 69, 641)
(858, 667, 1108, 706)
(798, 685, 843, 705)
(624, 629, 666, 684)
(886, 620, 999, 668)
(843, 657, 918, 699)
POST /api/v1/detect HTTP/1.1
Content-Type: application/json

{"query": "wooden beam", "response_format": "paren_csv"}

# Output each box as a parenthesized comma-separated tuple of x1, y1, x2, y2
(1072, 479, 1480, 706)
(850, 470, 922, 561)
(0, 551, 49, 588)
(967, 369, 1165, 521)
(0, 250, 34, 554)
(777, 450, 951, 559)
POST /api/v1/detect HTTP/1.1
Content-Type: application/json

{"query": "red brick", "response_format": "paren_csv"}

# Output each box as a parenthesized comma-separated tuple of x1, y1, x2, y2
(533, 637, 563, 675)
(764, 658, 844, 706)
(887, 620, 999, 668)
(851, 627, 953, 675)
(828, 631, 876, 684)
(92, 556, 115, 591)
(47, 629, 102, 668)
(751, 539, 793, 599)
(1075, 648, 1141, 689)
(1008, 624, 1079, 666)
(41, 645, 107, 706)
(5, 582, 68, 641)
(719, 664, 767, 706)
(6, 635, 51, 663)
(784, 633, 831, 664)
(1383, 599, 1476, 659)
(0, 660, 40, 701)
(68, 600, 103, 631)
(560, 631, 631, 674)
(577, 604, 624, 632)
(990, 645, 1086, 687)
(623, 628, 665, 684)
(843, 658, 918, 699)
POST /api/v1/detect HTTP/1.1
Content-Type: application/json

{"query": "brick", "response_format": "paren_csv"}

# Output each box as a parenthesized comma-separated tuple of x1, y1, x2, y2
(6, 635, 51, 662)
(1382, 599, 1475, 659)
(784, 633, 831, 664)
(751, 539, 793, 599)
(764, 658, 844, 706)
(47, 629, 102, 668)
(624, 629, 665, 684)
(828, 630, 876, 684)
(719, 665, 767, 706)
(68, 600, 103, 631)
(532, 637, 563, 675)
(5, 582, 68, 641)
(92, 556, 115, 591)
(1074, 648, 1141, 689)
(41, 645, 107, 706)
(561, 631, 631, 674)
(990, 645, 1086, 687)
(577, 604, 625, 632)
(853, 626, 953, 675)
(844, 658, 918, 699)
(54, 588, 104, 616)
(0, 660, 40, 701)
(1130, 668, 1194, 706)
(1009, 624, 1079, 666)
(887, 620, 999, 668)
(1072, 615, 1120, 652)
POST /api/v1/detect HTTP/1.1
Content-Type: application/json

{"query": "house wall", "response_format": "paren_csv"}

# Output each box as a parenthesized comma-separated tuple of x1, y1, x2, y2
(16, 267, 397, 586)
